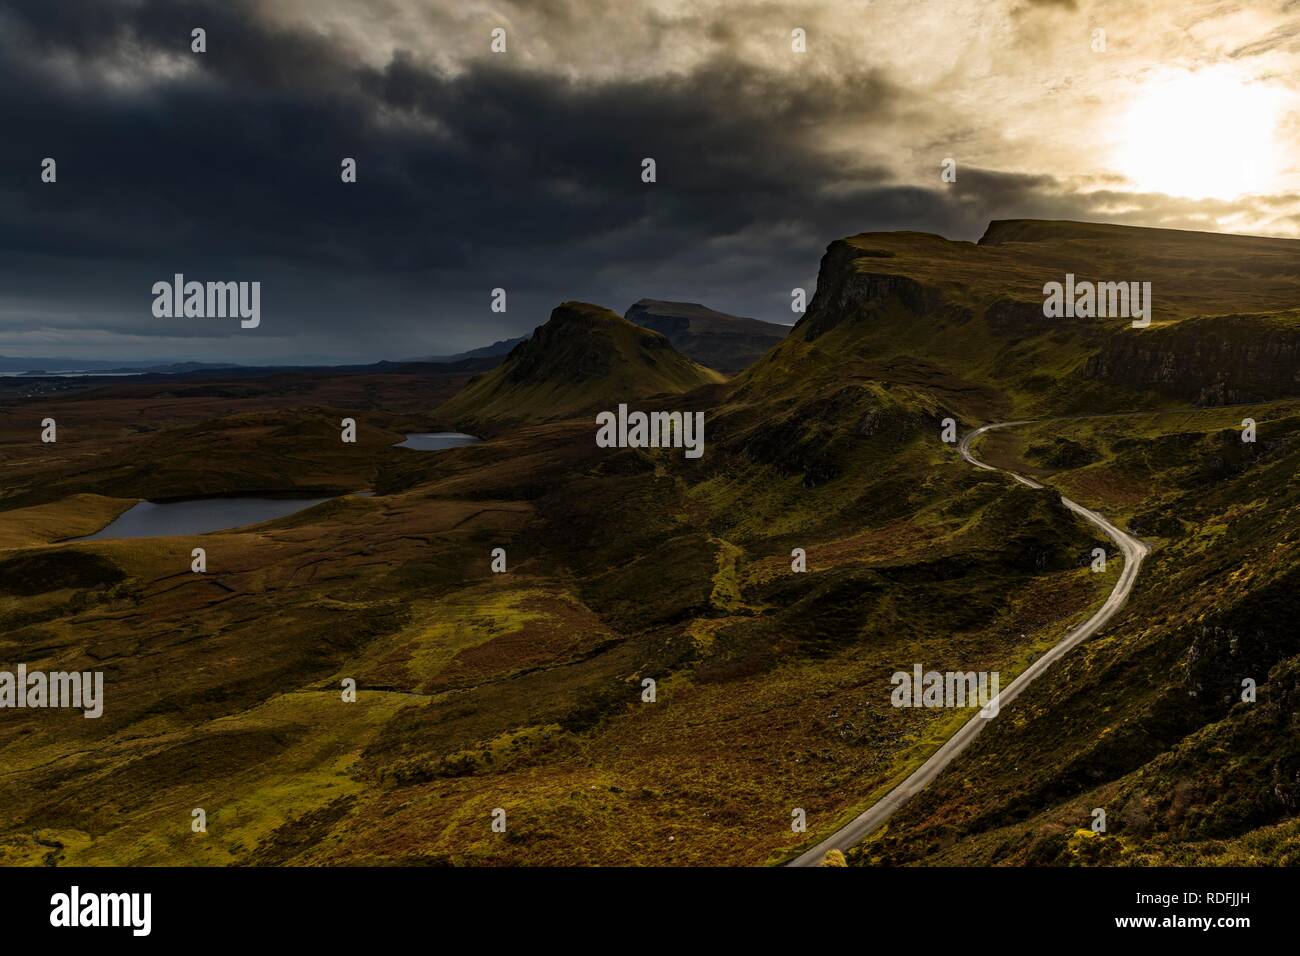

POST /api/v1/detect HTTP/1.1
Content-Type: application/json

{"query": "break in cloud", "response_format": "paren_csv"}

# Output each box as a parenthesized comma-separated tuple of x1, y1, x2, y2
(0, 0, 1297, 362)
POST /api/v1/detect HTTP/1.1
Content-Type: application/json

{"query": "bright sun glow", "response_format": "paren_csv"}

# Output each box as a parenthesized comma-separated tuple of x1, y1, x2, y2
(1112, 69, 1285, 201)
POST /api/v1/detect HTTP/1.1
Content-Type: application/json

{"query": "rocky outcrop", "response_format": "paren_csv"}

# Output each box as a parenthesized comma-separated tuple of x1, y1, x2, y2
(796, 241, 950, 342)
(1084, 314, 1300, 405)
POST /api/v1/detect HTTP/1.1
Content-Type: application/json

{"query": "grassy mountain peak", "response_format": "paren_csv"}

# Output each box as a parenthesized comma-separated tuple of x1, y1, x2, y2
(436, 301, 725, 431)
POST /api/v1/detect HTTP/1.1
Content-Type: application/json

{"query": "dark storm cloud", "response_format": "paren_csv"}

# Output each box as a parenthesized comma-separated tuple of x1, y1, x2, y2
(0, 0, 1184, 362)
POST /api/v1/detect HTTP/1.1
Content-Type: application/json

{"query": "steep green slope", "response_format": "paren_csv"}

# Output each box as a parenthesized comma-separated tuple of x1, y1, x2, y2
(436, 301, 725, 431)
(854, 403, 1300, 866)
(690, 219, 1300, 866)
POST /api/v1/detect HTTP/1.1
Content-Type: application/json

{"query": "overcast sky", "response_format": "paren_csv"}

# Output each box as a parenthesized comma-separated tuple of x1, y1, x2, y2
(2, 0, 1298, 363)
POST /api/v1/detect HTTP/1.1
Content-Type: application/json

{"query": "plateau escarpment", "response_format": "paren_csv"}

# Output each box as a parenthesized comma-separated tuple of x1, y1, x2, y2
(624, 299, 790, 373)
(1084, 312, 1300, 405)
(739, 220, 1300, 421)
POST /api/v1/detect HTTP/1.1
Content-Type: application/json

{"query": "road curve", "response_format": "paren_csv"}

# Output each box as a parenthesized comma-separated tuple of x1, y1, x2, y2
(786, 421, 1150, 867)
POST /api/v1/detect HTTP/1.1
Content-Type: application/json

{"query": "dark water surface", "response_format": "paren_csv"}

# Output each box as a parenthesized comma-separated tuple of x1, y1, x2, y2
(77, 497, 332, 541)
(394, 432, 481, 450)
(77, 436, 478, 540)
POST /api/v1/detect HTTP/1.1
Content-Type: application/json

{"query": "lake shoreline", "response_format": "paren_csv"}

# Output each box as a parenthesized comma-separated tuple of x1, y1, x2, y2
(65, 433, 480, 541)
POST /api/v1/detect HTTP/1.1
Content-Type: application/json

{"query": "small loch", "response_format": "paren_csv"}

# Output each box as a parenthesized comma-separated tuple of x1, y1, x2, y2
(76, 496, 333, 541)
(394, 432, 480, 451)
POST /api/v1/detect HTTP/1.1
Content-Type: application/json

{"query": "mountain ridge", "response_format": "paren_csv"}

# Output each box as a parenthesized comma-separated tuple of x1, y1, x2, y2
(624, 298, 789, 373)
(733, 219, 1300, 423)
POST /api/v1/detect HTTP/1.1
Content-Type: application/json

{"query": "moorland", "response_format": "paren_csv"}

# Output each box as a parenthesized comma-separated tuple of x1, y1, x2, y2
(2, 220, 1299, 866)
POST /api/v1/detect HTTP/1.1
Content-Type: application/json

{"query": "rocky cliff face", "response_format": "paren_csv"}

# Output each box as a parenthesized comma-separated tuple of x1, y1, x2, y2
(766, 224, 1300, 415)
(1084, 314, 1300, 405)
(795, 240, 951, 343)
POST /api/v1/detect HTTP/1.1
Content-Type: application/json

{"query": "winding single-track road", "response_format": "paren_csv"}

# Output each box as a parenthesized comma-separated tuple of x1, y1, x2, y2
(787, 421, 1149, 867)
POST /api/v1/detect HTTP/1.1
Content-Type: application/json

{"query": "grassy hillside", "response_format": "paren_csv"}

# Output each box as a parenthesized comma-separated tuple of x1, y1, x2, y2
(0, 365, 478, 510)
(4, 220, 1300, 867)
(0, 279, 1116, 865)
(436, 301, 726, 432)
(853, 401, 1300, 866)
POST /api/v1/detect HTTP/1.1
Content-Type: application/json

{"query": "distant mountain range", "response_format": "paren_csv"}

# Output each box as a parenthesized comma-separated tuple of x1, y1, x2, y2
(0, 357, 242, 375)
(3, 298, 785, 378)
(407, 336, 530, 364)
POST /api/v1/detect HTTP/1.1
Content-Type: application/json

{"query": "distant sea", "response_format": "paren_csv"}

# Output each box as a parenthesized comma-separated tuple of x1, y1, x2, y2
(0, 371, 145, 377)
